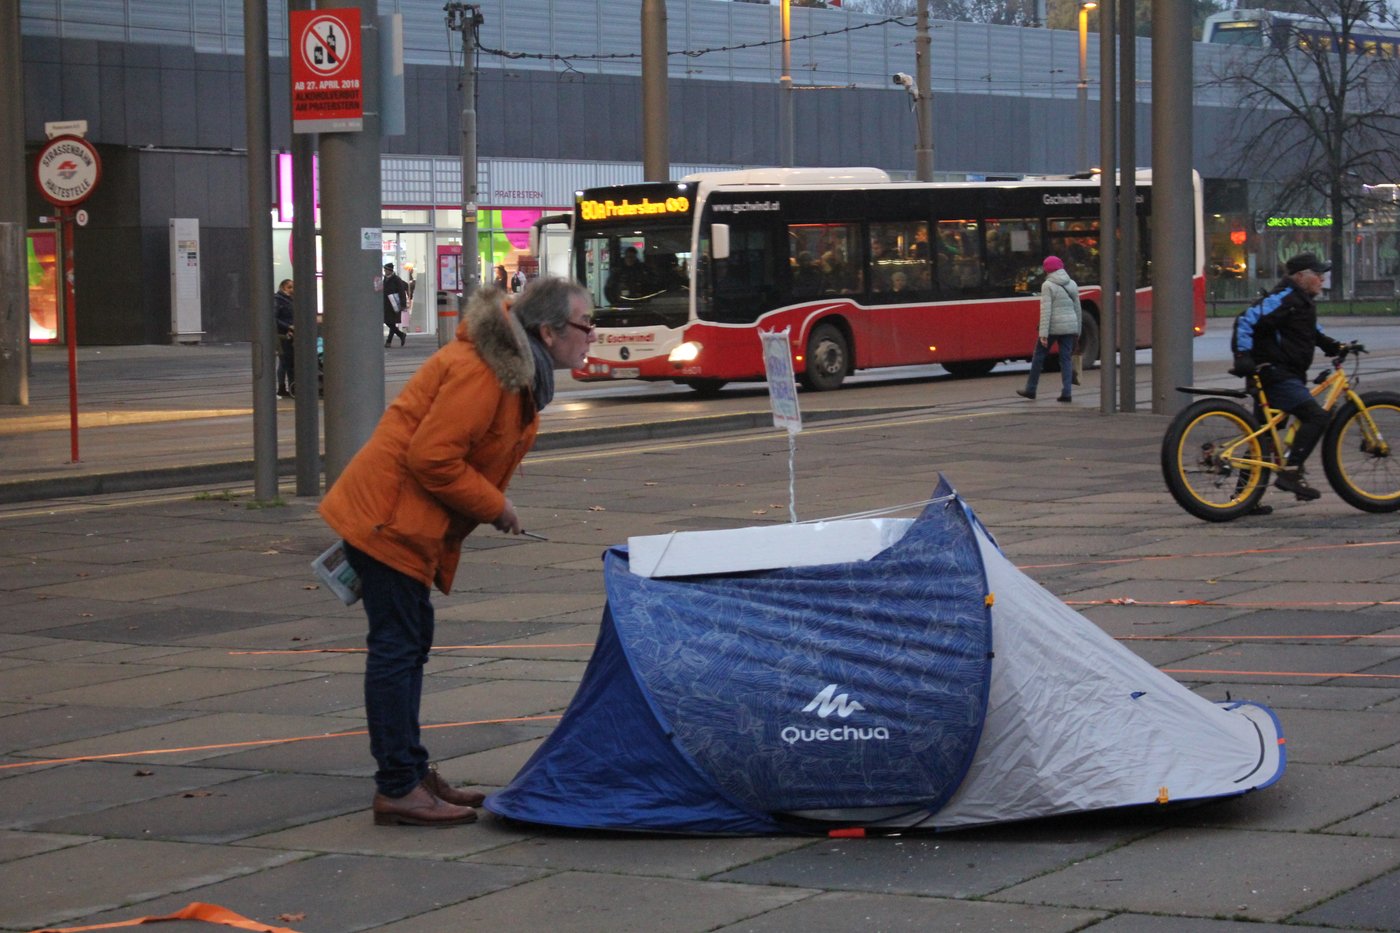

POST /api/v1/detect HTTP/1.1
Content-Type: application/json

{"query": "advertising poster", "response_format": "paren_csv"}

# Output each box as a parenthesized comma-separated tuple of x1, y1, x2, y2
(27, 231, 58, 343)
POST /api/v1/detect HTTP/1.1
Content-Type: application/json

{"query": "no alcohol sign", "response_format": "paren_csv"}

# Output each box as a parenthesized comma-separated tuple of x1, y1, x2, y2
(290, 8, 364, 134)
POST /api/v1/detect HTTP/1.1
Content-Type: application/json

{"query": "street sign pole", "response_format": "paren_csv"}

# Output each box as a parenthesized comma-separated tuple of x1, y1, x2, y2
(60, 206, 78, 461)
(34, 132, 101, 462)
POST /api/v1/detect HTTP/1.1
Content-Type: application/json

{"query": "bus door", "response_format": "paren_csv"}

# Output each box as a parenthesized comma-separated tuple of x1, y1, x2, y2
(530, 213, 572, 281)
(866, 219, 938, 365)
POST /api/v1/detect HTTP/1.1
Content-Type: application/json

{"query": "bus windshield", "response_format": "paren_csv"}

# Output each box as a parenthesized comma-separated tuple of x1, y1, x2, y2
(578, 225, 693, 328)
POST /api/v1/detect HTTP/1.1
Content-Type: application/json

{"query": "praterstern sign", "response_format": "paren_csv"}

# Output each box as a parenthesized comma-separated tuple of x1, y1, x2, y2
(35, 136, 102, 207)
(291, 8, 364, 134)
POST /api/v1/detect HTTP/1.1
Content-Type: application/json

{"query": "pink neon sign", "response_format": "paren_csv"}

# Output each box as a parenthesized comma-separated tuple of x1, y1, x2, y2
(276, 152, 320, 223)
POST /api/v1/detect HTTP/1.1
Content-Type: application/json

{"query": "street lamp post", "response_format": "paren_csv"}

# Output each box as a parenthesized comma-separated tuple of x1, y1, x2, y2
(779, 0, 793, 167)
(1078, 2, 1097, 171)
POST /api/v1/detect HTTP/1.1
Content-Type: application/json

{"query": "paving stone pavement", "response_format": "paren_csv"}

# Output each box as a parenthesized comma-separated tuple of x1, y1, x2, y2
(1, 369, 1399, 930)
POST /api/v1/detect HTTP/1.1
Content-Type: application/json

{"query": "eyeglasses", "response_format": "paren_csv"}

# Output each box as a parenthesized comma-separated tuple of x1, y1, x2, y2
(563, 317, 595, 335)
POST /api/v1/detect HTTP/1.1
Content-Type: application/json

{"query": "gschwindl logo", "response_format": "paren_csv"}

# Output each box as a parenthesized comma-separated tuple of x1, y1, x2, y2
(781, 684, 890, 746)
(802, 683, 864, 719)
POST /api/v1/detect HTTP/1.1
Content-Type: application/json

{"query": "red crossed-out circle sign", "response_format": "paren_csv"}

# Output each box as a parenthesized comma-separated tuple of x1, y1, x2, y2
(35, 135, 102, 207)
(299, 13, 354, 77)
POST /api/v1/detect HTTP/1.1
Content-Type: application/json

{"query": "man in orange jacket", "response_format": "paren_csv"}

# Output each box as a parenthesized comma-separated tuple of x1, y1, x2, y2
(320, 279, 595, 826)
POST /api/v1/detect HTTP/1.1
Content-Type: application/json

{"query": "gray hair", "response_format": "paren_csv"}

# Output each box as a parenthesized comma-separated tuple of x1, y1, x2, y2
(511, 277, 591, 336)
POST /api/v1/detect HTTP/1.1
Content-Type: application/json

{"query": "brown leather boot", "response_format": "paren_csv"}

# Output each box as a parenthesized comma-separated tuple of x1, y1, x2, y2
(423, 765, 486, 808)
(372, 782, 477, 826)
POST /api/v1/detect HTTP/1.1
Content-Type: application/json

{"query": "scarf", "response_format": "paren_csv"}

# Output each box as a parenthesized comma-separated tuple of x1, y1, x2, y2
(527, 332, 556, 412)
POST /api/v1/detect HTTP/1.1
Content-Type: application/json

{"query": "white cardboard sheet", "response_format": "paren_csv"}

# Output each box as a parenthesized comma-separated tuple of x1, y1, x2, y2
(628, 518, 914, 578)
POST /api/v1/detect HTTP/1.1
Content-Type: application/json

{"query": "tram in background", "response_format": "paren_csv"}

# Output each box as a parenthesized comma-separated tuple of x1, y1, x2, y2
(1203, 8, 1400, 55)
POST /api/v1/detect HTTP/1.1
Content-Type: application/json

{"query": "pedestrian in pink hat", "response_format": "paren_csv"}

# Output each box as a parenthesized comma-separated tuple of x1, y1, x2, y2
(1016, 255, 1083, 403)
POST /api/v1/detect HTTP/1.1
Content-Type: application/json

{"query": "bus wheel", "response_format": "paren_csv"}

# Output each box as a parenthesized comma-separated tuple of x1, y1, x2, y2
(801, 324, 849, 391)
(679, 378, 727, 397)
(943, 359, 997, 379)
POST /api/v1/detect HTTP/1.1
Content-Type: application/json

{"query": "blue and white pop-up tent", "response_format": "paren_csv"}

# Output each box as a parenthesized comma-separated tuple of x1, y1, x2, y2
(487, 479, 1284, 834)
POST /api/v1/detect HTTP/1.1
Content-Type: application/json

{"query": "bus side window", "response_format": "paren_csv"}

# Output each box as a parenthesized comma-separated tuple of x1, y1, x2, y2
(935, 219, 981, 295)
(984, 218, 1042, 294)
(788, 223, 862, 298)
(1047, 218, 1100, 285)
(704, 226, 777, 324)
(869, 220, 934, 303)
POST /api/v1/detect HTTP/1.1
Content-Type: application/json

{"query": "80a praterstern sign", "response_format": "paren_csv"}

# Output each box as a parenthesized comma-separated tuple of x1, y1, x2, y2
(35, 136, 102, 207)
(290, 8, 364, 134)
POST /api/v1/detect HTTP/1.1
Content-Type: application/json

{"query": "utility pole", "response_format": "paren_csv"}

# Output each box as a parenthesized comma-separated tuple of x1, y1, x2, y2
(290, 0, 320, 496)
(0, 0, 28, 406)
(320, 0, 383, 485)
(915, 0, 933, 180)
(1117, 0, 1136, 413)
(244, 0, 278, 501)
(445, 3, 481, 347)
(1150, 0, 1193, 415)
(779, 0, 793, 167)
(642, 0, 669, 182)
(1098, 0, 1117, 416)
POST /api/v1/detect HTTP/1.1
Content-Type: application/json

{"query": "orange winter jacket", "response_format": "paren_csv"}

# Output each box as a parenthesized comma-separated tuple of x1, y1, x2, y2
(319, 289, 538, 594)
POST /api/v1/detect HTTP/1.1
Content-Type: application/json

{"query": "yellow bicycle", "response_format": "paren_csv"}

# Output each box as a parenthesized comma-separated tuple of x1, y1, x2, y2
(1161, 342, 1400, 521)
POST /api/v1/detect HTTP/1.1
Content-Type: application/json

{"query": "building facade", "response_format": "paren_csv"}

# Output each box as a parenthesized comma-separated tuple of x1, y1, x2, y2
(15, 0, 1389, 345)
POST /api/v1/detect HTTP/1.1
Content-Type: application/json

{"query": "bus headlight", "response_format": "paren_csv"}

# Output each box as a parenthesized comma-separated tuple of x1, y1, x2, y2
(668, 341, 702, 363)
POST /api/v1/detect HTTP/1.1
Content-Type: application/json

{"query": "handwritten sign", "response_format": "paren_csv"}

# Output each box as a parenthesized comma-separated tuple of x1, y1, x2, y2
(759, 328, 802, 435)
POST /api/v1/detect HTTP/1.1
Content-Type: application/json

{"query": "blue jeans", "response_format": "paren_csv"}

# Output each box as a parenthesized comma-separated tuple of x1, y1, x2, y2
(1260, 374, 1329, 468)
(344, 542, 434, 798)
(1025, 333, 1076, 398)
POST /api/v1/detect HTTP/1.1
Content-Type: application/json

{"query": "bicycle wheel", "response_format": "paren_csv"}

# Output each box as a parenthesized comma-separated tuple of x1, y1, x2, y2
(1321, 390, 1400, 512)
(1161, 399, 1269, 522)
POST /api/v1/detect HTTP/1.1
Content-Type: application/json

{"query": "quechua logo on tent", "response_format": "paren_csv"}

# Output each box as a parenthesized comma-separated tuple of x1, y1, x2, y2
(781, 684, 890, 746)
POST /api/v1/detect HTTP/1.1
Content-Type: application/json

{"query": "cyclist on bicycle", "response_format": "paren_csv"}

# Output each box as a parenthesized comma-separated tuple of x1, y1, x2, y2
(1230, 252, 1344, 502)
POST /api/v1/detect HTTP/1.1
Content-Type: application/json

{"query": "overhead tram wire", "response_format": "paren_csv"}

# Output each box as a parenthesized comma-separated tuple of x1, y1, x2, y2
(474, 15, 913, 72)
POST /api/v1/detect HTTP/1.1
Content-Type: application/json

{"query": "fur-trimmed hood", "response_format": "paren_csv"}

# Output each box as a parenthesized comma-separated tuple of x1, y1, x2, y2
(458, 286, 534, 392)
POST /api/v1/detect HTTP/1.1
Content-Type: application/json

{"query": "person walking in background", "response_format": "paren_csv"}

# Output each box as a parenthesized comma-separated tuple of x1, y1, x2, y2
(319, 279, 596, 827)
(274, 279, 295, 398)
(383, 262, 409, 348)
(494, 264, 509, 291)
(511, 268, 526, 292)
(1016, 255, 1082, 403)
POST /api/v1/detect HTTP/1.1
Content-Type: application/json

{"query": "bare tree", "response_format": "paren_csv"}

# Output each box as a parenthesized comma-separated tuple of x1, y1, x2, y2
(1208, 0, 1400, 295)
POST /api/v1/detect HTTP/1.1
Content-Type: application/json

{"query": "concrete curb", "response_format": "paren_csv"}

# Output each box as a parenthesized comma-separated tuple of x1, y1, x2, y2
(0, 406, 915, 504)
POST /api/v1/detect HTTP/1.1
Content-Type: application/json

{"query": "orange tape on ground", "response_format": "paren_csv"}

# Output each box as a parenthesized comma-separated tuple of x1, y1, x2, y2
(29, 901, 302, 932)
(1163, 668, 1400, 680)
(230, 643, 593, 656)
(1020, 538, 1400, 571)
(0, 714, 561, 773)
(1120, 634, 1400, 641)
(1070, 598, 1400, 608)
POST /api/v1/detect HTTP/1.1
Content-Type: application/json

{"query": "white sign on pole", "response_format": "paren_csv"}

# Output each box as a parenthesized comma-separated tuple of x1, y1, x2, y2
(361, 227, 381, 250)
(759, 328, 802, 435)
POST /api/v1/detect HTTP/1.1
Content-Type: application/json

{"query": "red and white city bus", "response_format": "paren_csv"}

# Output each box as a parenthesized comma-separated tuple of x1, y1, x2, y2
(570, 168, 1205, 393)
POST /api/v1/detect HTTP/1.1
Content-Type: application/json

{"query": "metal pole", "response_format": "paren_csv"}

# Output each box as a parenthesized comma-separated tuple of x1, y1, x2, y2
(61, 211, 78, 461)
(244, 0, 278, 499)
(1117, 0, 1136, 413)
(445, 3, 480, 348)
(779, 0, 793, 168)
(321, 0, 384, 485)
(1077, 3, 1095, 172)
(915, 0, 933, 180)
(642, 0, 669, 182)
(0, 0, 28, 406)
(1098, 0, 1117, 416)
(292, 130, 320, 494)
(290, 1, 320, 496)
(1150, 0, 1194, 415)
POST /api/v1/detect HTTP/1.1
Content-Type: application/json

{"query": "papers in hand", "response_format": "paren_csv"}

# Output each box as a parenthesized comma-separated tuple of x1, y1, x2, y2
(311, 540, 362, 605)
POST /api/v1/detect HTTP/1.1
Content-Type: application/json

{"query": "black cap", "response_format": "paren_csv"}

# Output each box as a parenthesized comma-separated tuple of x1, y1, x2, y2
(383, 262, 394, 270)
(1285, 253, 1331, 275)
